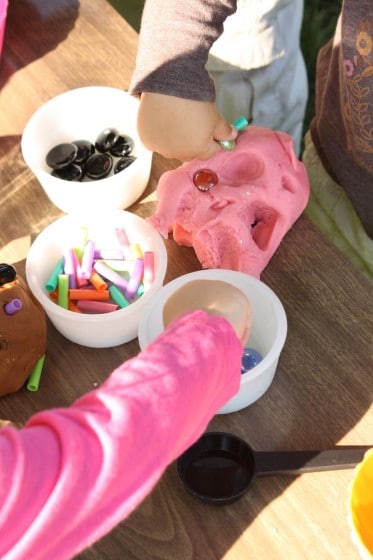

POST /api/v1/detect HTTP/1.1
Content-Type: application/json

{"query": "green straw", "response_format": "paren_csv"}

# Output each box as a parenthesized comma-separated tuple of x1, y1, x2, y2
(74, 226, 88, 259)
(27, 354, 46, 392)
(57, 273, 69, 309)
(109, 284, 129, 308)
(45, 257, 64, 292)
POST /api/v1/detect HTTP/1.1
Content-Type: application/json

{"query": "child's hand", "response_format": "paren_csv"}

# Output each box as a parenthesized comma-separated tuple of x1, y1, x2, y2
(162, 279, 251, 346)
(137, 93, 237, 161)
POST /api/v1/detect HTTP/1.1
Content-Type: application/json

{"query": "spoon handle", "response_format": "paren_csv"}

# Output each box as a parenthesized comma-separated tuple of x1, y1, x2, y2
(255, 446, 371, 476)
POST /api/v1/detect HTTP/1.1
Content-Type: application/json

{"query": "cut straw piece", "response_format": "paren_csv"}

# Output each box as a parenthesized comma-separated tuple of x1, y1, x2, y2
(45, 258, 64, 292)
(57, 274, 69, 309)
(27, 354, 46, 392)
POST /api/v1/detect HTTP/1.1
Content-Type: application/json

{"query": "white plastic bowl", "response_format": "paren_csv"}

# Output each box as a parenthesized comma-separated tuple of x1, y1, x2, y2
(21, 86, 153, 214)
(138, 269, 287, 414)
(26, 211, 167, 348)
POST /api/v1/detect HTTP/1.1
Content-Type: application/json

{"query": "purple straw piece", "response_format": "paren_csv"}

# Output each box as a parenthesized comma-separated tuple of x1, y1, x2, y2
(63, 248, 77, 289)
(93, 260, 129, 291)
(94, 249, 124, 260)
(80, 239, 95, 279)
(4, 298, 23, 315)
(125, 258, 144, 300)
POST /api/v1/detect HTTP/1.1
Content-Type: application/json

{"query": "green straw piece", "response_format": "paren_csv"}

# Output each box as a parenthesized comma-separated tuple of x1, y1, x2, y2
(74, 226, 89, 259)
(57, 273, 69, 309)
(45, 257, 64, 292)
(109, 284, 130, 308)
(232, 115, 249, 131)
(27, 354, 46, 392)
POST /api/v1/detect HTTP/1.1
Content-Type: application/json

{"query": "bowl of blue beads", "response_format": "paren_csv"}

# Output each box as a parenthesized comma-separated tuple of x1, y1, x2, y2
(138, 269, 287, 414)
(21, 86, 153, 215)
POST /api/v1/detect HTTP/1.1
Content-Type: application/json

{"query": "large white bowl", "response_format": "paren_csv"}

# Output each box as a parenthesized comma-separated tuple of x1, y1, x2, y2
(21, 86, 153, 214)
(26, 211, 167, 348)
(138, 269, 287, 414)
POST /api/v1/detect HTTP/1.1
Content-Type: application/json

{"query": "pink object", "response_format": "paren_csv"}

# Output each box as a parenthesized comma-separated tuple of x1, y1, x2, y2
(115, 227, 132, 259)
(148, 126, 310, 278)
(76, 300, 118, 313)
(0, 311, 241, 559)
(0, 0, 7, 60)
(143, 251, 155, 291)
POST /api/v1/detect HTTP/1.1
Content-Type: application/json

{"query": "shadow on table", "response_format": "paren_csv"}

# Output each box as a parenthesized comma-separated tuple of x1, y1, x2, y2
(0, 0, 79, 88)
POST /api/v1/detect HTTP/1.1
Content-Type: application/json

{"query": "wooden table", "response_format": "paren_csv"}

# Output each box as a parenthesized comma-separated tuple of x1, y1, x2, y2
(0, 1, 372, 559)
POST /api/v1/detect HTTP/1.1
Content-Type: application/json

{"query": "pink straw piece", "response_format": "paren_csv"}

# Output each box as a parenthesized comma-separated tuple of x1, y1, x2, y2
(76, 300, 119, 313)
(115, 227, 132, 259)
(4, 298, 23, 315)
(143, 251, 155, 291)
(93, 260, 129, 291)
(80, 239, 95, 279)
(125, 258, 144, 300)
(63, 248, 77, 289)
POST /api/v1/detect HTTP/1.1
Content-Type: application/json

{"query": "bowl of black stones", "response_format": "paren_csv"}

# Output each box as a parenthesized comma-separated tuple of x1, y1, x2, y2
(21, 86, 153, 215)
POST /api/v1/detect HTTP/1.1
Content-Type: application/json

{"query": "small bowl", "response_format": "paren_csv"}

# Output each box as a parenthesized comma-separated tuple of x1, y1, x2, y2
(177, 432, 255, 505)
(21, 86, 153, 215)
(25, 210, 167, 348)
(138, 269, 287, 414)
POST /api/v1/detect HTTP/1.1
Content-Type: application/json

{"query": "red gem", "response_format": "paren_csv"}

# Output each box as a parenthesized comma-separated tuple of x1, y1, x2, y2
(193, 169, 218, 191)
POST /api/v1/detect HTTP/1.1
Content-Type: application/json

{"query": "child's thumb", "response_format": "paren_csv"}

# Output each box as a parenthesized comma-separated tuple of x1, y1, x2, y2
(214, 120, 238, 142)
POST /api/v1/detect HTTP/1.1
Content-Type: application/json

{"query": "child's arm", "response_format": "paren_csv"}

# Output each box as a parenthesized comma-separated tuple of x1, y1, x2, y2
(0, 310, 243, 560)
(129, 0, 238, 160)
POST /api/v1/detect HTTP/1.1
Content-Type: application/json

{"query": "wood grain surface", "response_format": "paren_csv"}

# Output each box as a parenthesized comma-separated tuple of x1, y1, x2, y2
(0, 1, 372, 559)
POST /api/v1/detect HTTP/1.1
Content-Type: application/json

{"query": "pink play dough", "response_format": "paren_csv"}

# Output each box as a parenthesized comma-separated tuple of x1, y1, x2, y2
(148, 126, 310, 278)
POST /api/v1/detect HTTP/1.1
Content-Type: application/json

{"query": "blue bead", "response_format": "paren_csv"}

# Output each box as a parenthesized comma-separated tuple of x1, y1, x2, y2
(241, 348, 263, 374)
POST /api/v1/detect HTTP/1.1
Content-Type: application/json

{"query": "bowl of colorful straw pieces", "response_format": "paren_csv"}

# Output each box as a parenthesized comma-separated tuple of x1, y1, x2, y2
(25, 210, 167, 347)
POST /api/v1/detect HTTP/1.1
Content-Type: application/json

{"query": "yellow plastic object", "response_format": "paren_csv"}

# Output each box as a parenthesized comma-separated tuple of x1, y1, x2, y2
(349, 448, 373, 559)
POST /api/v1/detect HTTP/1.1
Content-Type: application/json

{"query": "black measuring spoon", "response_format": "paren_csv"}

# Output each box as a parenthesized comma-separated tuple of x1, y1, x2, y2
(177, 431, 371, 505)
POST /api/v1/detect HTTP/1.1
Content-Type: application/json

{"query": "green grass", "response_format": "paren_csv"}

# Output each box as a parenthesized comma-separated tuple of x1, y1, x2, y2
(108, 0, 341, 137)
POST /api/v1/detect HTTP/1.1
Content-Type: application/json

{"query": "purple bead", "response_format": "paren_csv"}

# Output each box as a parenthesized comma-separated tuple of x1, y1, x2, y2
(4, 298, 23, 315)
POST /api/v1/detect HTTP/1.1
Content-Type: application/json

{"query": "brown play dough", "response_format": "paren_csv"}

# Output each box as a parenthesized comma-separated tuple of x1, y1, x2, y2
(162, 279, 251, 345)
(0, 268, 47, 396)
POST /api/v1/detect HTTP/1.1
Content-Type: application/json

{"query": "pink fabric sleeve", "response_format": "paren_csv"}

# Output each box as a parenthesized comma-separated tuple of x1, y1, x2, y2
(0, 310, 242, 560)
(129, 0, 237, 100)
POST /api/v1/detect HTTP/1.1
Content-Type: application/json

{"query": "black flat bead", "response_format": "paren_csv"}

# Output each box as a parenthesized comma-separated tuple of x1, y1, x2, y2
(114, 156, 136, 174)
(73, 139, 95, 163)
(85, 153, 113, 179)
(52, 163, 84, 181)
(95, 128, 119, 153)
(0, 263, 17, 285)
(46, 143, 78, 169)
(110, 134, 134, 157)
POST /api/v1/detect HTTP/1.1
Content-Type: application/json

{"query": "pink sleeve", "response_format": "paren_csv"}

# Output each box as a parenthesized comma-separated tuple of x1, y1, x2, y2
(0, 310, 242, 560)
